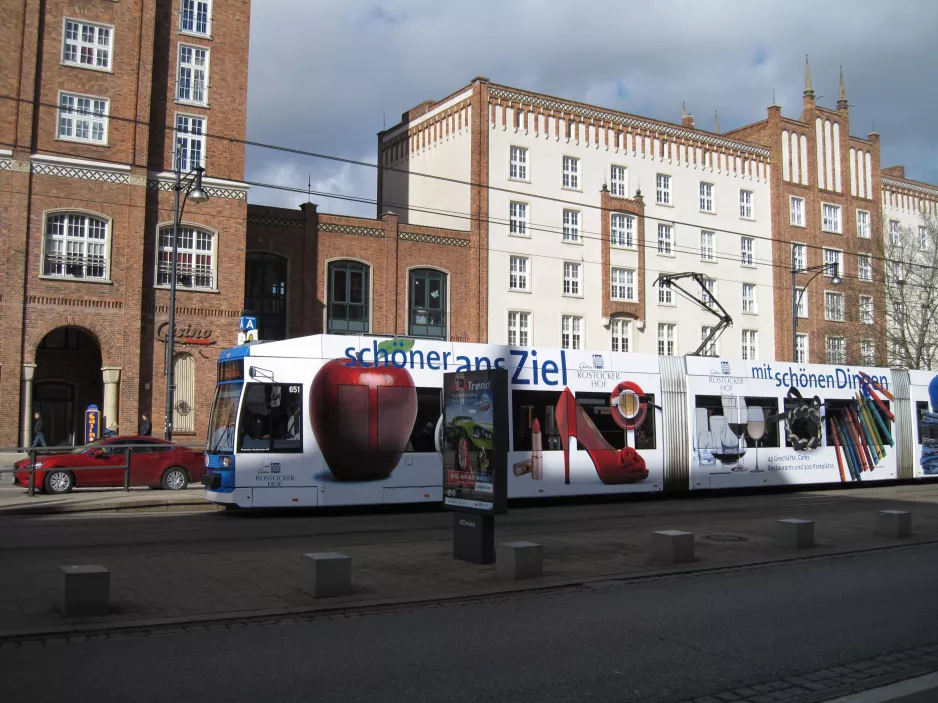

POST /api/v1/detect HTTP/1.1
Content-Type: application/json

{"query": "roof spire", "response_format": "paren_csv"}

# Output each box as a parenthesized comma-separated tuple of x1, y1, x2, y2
(804, 54, 814, 97)
(837, 66, 848, 110)
(714, 110, 720, 134)
(682, 101, 686, 117)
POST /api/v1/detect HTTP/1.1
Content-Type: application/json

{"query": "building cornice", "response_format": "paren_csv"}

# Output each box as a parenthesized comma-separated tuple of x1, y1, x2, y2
(883, 176, 938, 199)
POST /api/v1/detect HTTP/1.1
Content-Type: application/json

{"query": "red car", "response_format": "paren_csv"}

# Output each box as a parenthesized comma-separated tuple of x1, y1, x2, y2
(13, 436, 205, 494)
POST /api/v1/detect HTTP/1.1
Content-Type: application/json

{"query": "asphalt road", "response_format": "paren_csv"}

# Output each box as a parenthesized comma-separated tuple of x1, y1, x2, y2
(3, 543, 937, 703)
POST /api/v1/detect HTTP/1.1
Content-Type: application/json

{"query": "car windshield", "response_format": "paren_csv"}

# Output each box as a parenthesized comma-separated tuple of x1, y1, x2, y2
(208, 383, 243, 453)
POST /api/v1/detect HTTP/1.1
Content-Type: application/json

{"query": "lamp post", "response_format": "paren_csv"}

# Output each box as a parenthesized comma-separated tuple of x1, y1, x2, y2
(791, 261, 841, 363)
(165, 166, 209, 441)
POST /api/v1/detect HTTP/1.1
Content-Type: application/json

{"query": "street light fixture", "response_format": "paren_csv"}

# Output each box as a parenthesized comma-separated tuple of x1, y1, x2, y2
(165, 166, 209, 441)
(791, 261, 841, 362)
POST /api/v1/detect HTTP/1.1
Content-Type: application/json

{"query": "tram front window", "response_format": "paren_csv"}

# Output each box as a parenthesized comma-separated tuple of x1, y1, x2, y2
(238, 383, 304, 453)
(208, 383, 242, 453)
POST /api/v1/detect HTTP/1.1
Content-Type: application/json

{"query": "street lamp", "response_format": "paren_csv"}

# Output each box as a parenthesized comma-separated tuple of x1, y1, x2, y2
(165, 166, 209, 441)
(791, 261, 841, 362)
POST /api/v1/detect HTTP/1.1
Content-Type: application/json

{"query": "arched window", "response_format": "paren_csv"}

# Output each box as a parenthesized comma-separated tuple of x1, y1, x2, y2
(173, 353, 195, 433)
(327, 260, 370, 334)
(409, 268, 447, 339)
(156, 225, 215, 290)
(44, 212, 109, 280)
(245, 253, 287, 340)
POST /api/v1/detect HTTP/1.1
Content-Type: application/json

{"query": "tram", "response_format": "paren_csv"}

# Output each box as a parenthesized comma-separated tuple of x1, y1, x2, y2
(201, 334, 938, 509)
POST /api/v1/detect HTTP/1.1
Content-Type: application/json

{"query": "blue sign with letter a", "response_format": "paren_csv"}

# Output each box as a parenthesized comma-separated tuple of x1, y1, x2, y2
(84, 404, 101, 444)
(239, 316, 258, 332)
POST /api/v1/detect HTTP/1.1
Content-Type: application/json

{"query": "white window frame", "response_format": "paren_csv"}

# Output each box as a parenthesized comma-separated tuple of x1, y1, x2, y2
(860, 340, 876, 366)
(790, 196, 805, 227)
(823, 248, 844, 278)
(741, 329, 758, 360)
(509, 201, 529, 237)
(41, 211, 111, 282)
(700, 230, 715, 261)
(155, 223, 217, 291)
(920, 226, 929, 250)
(562, 155, 580, 190)
(742, 283, 757, 314)
(610, 213, 634, 248)
(700, 326, 718, 357)
(826, 336, 846, 365)
(699, 182, 714, 212)
(562, 262, 581, 297)
(610, 267, 635, 301)
(796, 290, 808, 319)
(824, 290, 845, 322)
(795, 334, 809, 363)
(739, 189, 753, 219)
(821, 202, 842, 233)
(656, 173, 671, 205)
(177, 44, 210, 106)
(860, 295, 874, 325)
(610, 165, 627, 197)
(174, 113, 206, 171)
(509, 146, 528, 181)
(740, 236, 754, 266)
(508, 311, 530, 347)
(889, 220, 901, 245)
(658, 280, 673, 306)
(62, 18, 113, 72)
(658, 323, 676, 356)
(57, 91, 109, 145)
(611, 318, 631, 353)
(856, 209, 871, 238)
(180, 0, 213, 37)
(562, 209, 580, 243)
(509, 255, 530, 292)
(561, 315, 583, 350)
(701, 278, 716, 309)
(792, 242, 807, 270)
(858, 254, 872, 282)
(658, 223, 673, 255)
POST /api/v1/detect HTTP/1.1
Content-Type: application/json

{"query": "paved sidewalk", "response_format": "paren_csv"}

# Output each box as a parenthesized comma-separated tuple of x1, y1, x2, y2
(0, 484, 217, 516)
(2, 483, 938, 639)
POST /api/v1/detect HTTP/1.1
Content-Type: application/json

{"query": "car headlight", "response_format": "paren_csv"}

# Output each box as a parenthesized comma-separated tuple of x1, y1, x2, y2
(32, 462, 44, 469)
(204, 455, 210, 467)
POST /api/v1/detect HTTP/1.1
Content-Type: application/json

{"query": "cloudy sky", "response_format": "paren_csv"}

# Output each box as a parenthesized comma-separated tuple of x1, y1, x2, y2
(245, 0, 938, 216)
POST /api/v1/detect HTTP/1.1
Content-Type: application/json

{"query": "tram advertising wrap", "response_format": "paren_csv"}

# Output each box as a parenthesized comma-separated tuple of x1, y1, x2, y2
(442, 369, 508, 514)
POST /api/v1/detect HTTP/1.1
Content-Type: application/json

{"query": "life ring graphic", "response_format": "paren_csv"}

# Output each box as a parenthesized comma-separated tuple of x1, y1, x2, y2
(784, 387, 823, 451)
(610, 381, 648, 430)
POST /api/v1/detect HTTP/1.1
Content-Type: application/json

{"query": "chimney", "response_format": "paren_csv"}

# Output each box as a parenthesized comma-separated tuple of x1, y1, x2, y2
(681, 102, 695, 129)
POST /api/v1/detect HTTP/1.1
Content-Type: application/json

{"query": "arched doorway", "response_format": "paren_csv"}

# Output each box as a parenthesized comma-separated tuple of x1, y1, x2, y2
(34, 327, 103, 446)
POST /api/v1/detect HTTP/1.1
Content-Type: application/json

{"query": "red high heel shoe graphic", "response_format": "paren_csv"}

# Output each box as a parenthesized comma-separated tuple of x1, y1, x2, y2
(555, 388, 648, 485)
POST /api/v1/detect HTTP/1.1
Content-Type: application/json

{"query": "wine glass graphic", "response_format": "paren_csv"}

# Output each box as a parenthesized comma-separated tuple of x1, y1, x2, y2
(747, 406, 766, 473)
(722, 398, 747, 472)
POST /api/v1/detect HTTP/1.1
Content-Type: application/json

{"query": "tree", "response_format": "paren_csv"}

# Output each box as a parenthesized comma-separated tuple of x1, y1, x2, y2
(885, 215, 938, 369)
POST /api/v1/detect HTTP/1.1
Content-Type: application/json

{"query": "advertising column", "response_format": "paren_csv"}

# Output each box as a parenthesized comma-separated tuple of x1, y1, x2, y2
(442, 369, 508, 564)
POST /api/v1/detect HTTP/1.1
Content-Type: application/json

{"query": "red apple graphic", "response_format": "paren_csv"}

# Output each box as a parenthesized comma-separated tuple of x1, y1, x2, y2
(310, 358, 418, 481)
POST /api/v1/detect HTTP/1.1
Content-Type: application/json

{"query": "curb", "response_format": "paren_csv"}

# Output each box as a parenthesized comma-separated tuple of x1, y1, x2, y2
(0, 496, 221, 517)
(3, 537, 936, 643)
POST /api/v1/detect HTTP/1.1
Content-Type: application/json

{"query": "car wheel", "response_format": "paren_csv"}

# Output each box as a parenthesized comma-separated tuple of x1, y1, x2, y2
(44, 470, 74, 494)
(456, 436, 471, 471)
(161, 467, 189, 490)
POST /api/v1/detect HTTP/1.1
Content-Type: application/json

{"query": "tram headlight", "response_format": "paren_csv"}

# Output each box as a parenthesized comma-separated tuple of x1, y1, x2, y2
(220, 456, 233, 469)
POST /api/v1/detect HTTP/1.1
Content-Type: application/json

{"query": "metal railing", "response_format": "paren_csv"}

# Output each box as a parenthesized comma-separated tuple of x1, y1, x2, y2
(0, 442, 205, 498)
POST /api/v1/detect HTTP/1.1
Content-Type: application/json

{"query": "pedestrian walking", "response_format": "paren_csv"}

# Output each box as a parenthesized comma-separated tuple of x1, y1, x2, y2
(139, 414, 152, 437)
(31, 412, 47, 448)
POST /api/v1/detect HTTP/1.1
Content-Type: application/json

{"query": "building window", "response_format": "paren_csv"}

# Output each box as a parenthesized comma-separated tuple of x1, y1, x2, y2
(795, 334, 808, 363)
(860, 295, 874, 325)
(822, 203, 842, 233)
(173, 353, 196, 433)
(739, 189, 753, 219)
(561, 315, 582, 350)
(740, 236, 754, 266)
(563, 262, 581, 296)
(857, 210, 871, 238)
(700, 230, 715, 261)
(181, 0, 212, 36)
(658, 323, 676, 356)
(860, 340, 876, 366)
(741, 330, 758, 360)
(57, 93, 108, 144)
(62, 20, 111, 70)
(796, 290, 808, 319)
(742, 283, 757, 313)
(43, 212, 108, 280)
(408, 268, 447, 338)
(610, 268, 634, 301)
(611, 318, 631, 352)
(658, 223, 673, 255)
(656, 174, 671, 205)
(610, 165, 627, 196)
(177, 45, 209, 104)
(156, 226, 215, 290)
(826, 337, 846, 365)
(790, 196, 805, 226)
(792, 243, 806, 270)
(823, 248, 843, 277)
(701, 277, 716, 309)
(658, 280, 672, 305)
(920, 226, 929, 250)
(174, 114, 205, 171)
(509, 146, 528, 180)
(509, 255, 530, 291)
(700, 326, 717, 356)
(245, 253, 287, 341)
(508, 311, 529, 347)
(699, 182, 713, 212)
(562, 209, 580, 242)
(858, 254, 872, 282)
(509, 201, 528, 236)
(610, 214, 634, 248)
(825, 291, 845, 322)
(889, 220, 900, 245)
(562, 156, 580, 189)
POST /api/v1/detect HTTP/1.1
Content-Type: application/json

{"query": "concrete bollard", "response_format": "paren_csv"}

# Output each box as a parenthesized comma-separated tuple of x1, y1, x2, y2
(59, 565, 110, 617)
(301, 552, 352, 598)
(776, 519, 815, 550)
(651, 530, 695, 564)
(496, 541, 543, 580)
(876, 510, 912, 538)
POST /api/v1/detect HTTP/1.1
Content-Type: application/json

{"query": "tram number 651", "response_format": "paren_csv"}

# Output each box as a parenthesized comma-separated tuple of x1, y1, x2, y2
(288, 385, 300, 394)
